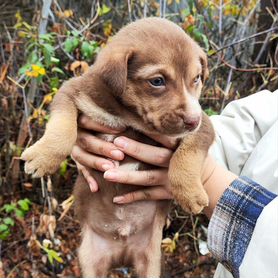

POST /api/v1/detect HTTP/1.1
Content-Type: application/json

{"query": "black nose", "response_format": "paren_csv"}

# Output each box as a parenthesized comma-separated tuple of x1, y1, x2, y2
(183, 116, 200, 130)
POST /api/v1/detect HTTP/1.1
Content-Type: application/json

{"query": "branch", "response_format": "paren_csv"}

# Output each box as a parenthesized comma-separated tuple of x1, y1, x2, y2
(212, 26, 278, 55)
(39, 0, 53, 35)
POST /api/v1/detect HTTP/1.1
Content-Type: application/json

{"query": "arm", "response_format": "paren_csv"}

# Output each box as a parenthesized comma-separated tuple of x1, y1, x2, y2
(71, 115, 236, 218)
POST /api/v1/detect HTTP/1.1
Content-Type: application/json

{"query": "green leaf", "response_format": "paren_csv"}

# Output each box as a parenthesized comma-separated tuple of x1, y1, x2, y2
(207, 49, 216, 56)
(201, 34, 209, 51)
(0, 229, 10, 240)
(59, 160, 68, 177)
(42, 43, 55, 66)
(50, 57, 60, 64)
(50, 76, 60, 89)
(3, 203, 16, 213)
(182, 8, 190, 17)
(3, 217, 15, 226)
(81, 41, 95, 60)
(0, 224, 9, 232)
(18, 200, 29, 211)
(51, 67, 64, 75)
(44, 247, 64, 265)
(98, 4, 111, 16)
(27, 51, 39, 64)
(204, 108, 218, 116)
(64, 37, 79, 53)
(15, 208, 25, 218)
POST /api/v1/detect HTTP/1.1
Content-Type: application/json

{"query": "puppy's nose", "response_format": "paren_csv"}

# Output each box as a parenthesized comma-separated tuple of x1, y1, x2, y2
(183, 116, 200, 130)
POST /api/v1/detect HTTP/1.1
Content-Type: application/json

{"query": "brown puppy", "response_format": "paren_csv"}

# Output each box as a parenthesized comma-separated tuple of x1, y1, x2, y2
(21, 18, 214, 277)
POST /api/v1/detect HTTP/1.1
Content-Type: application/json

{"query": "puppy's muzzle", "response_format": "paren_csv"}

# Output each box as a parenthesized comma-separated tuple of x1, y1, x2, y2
(183, 115, 200, 131)
(159, 113, 201, 135)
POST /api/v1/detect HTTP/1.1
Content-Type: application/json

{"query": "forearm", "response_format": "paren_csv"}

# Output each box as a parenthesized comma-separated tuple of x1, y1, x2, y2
(201, 155, 238, 218)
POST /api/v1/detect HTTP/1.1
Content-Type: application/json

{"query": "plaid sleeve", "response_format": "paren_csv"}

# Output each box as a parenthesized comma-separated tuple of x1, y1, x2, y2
(207, 176, 277, 278)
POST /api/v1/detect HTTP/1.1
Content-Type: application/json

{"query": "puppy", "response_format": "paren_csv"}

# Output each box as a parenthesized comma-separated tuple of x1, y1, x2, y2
(21, 18, 214, 277)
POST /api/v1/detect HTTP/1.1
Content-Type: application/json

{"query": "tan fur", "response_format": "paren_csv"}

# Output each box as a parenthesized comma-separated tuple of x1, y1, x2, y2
(21, 17, 215, 277)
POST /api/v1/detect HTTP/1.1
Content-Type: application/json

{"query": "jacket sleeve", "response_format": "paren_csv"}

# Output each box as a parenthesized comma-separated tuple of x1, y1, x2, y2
(208, 177, 277, 278)
(208, 90, 278, 278)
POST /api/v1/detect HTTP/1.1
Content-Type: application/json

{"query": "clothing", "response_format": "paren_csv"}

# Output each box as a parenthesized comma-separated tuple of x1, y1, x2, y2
(208, 90, 278, 278)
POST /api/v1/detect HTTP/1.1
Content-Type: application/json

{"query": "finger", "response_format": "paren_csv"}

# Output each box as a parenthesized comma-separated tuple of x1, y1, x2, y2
(71, 145, 115, 171)
(104, 169, 168, 186)
(77, 131, 124, 161)
(75, 161, 98, 192)
(113, 137, 173, 167)
(78, 115, 125, 134)
(113, 187, 173, 204)
(146, 133, 178, 150)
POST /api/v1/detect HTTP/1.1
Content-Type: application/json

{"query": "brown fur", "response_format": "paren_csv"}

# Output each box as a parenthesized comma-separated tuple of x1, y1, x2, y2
(21, 18, 215, 277)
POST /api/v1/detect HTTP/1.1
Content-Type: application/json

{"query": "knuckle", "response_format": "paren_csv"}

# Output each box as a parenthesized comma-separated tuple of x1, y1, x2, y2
(127, 192, 136, 202)
(146, 171, 156, 185)
(156, 150, 171, 165)
(123, 172, 130, 184)
(132, 143, 141, 155)
(98, 144, 106, 155)
(142, 190, 151, 200)
(78, 135, 89, 150)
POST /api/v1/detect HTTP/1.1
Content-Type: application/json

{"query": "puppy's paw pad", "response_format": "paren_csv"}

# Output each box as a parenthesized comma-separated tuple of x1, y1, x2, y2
(21, 144, 62, 177)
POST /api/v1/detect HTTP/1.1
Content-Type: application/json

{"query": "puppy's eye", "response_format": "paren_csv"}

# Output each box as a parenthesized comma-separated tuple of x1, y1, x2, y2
(149, 77, 165, 87)
(193, 74, 202, 85)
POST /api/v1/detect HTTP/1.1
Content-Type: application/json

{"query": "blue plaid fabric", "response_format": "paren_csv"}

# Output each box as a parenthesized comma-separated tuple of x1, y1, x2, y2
(208, 176, 277, 278)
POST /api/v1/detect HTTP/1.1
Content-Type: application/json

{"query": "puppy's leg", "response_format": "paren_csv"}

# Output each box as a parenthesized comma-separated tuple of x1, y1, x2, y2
(134, 212, 166, 278)
(78, 226, 112, 278)
(169, 112, 215, 214)
(21, 79, 80, 177)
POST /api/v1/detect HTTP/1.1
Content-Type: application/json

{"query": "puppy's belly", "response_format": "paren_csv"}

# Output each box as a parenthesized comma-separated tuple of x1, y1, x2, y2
(74, 173, 160, 240)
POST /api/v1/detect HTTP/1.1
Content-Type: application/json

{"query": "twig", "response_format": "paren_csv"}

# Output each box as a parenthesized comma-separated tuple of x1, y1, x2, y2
(39, 0, 52, 35)
(7, 260, 27, 278)
(127, 0, 132, 22)
(254, 20, 278, 64)
(212, 26, 278, 54)
(143, 0, 148, 18)
(221, 58, 278, 72)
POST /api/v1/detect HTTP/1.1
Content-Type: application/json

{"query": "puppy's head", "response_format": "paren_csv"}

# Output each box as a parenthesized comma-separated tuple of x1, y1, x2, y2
(94, 18, 208, 136)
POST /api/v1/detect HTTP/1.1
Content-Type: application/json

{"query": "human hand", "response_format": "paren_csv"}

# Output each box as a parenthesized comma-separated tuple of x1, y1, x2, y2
(104, 135, 175, 204)
(71, 115, 125, 192)
(71, 115, 176, 201)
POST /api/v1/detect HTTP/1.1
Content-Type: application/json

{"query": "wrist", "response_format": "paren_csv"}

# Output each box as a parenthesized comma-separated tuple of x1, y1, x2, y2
(202, 155, 238, 218)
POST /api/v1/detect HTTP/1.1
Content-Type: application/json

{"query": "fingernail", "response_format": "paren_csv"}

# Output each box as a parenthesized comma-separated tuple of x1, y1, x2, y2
(102, 164, 114, 171)
(110, 150, 124, 160)
(113, 196, 124, 203)
(104, 170, 118, 180)
(114, 137, 128, 149)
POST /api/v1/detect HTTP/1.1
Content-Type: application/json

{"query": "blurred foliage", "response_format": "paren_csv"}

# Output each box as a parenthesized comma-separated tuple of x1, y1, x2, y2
(0, 198, 31, 240)
(0, 0, 277, 277)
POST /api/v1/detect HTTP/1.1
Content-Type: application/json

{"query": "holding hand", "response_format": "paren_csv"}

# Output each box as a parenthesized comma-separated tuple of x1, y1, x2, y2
(71, 115, 174, 201)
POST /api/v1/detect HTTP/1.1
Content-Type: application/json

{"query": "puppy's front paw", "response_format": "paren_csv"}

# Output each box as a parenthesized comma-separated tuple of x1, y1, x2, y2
(21, 141, 64, 177)
(169, 175, 209, 214)
(179, 188, 209, 214)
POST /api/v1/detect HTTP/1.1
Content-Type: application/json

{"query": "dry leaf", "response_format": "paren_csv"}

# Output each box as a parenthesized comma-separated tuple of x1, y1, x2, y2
(80, 61, 89, 73)
(70, 61, 81, 72)
(59, 195, 74, 220)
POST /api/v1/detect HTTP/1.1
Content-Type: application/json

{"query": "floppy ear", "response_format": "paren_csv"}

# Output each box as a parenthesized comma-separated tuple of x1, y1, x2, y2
(93, 47, 134, 95)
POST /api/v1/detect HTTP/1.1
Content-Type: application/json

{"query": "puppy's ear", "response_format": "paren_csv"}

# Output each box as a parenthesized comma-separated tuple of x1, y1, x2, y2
(199, 49, 209, 82)
(94, 47, 134, 95)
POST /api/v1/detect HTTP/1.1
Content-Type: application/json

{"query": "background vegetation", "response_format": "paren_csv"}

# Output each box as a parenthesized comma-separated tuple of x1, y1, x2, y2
(0, 0, 277, 277)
